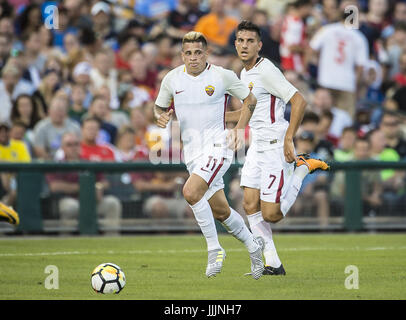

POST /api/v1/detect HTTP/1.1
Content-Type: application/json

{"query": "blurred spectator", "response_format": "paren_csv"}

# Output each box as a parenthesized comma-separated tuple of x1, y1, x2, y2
(14, 3, 42, 37)
(311, 87, 353, 144)
(90, 1, 117, 49)
(0, 61, 35, 123)
(80, 116, 116, 161)
(128, 49, 158, 95)
(299, 111, 335, 161)
(280, 0, 312, 73)
(308, 3, 369, 118)
(90, 49, 119, 109)
(9, 120, 33, 157)
(130, 107, 150, 152)
(333, 126, 357, 162)
(194, 0, 239, 47)
(33, 68, 63, 114)
(0, 121, 31, 206)
(0, 32, 11, 73)
(50, 4, 78, 50)
(359, 0, 390, 57)
(167, 0, 207, 41)
(115, 31, 139, 71)
(290, 131, 330, 227)
(84, 95, 118, 145)
(10, 93, 42, 145)
(331, 136, 383, 216)
(386, 22, 406, 78)
(21, 29, 47, 89)
(392, 50, 406, 87)
(33, 96, 81, 160)
(68, 83, 87, 123)
(46, 131, 122, 235)
(380, 110, 406, 159)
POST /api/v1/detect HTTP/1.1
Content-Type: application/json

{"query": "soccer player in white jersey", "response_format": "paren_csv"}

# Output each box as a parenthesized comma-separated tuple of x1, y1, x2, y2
(154, 31, 265, 279)
(229, 21, 330, 275)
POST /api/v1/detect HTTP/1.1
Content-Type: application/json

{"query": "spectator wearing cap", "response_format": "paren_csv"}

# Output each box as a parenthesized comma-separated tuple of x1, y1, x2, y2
(71, 61, 93, 109)
(0, 121, 31, 206)
(90, 1, 117, 50)
(32, 96, 81, 160)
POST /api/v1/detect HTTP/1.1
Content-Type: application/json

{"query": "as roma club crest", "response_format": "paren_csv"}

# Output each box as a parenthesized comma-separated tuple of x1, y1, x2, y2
(205, 85, 215, 96)
(248, 82, 254, 91)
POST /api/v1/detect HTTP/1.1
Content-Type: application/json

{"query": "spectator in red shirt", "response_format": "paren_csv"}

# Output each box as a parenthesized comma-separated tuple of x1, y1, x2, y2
(80, 116, 116, 161)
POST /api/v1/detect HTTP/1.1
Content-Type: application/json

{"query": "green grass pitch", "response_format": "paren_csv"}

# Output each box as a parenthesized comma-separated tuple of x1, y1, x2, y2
(0, 233, 405, 300)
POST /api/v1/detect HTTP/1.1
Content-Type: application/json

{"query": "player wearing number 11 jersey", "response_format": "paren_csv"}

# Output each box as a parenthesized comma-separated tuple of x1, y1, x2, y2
(228, 21, 330, 275)
(154, 31, 265, 279)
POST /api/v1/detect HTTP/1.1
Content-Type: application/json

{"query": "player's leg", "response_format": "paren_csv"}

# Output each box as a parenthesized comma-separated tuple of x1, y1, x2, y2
(183, 173, 222, 254)
(208, 188, 265, 279)
(242, 187, 284, 275)
(277, 153, 330, 219)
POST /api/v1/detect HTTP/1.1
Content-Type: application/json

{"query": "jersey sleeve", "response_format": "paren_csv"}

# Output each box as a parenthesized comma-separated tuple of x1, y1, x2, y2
(220, 68, 250, 100)
(155, 72, 173, 109)
(260, 62, 298, 104)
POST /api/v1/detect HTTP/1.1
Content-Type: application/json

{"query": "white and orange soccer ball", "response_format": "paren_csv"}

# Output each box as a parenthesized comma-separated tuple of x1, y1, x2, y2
(91, 263, 126, 294)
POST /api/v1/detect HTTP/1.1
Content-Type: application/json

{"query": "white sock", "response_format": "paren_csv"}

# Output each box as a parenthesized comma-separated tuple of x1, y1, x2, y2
(221, 208, 259, 253)
(190, 197, 221, 251)
(247, 211, 281, 268)
(280, 165, 309, 216)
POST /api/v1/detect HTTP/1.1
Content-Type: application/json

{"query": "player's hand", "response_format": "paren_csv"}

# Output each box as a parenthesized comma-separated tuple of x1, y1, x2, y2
(284, 136, 296, 163)
(227, 128, 244, 151)
(156, 109, 173, 128)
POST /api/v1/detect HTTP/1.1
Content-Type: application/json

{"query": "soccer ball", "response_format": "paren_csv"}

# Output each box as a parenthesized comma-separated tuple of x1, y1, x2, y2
(91, 263, 126, 294)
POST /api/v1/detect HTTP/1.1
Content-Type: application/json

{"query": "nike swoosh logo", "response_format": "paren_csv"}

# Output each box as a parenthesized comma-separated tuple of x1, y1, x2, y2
(175, 90, 184, 94)
(262, 192, 272, 196)
(200, 167, 211, 173)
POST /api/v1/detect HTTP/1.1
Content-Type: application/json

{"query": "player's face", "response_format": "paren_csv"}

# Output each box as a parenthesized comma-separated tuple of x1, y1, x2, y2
(181, 41, 208, 76)
(235, 30, 262, 64)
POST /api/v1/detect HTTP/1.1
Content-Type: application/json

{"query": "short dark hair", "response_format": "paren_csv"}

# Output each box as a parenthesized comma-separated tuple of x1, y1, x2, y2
(237, 20, 261, 39)
(301, 111, 320, 125)
(292, 0, 311, 8)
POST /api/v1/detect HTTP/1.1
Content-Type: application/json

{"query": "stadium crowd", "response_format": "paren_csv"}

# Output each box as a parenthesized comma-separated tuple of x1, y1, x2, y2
(0, 0, 405, 230)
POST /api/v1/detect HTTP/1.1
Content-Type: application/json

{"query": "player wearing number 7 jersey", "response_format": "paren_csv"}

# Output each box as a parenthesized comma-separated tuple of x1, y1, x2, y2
(228, 21, 330, 276)
(154, 31, 265, 279)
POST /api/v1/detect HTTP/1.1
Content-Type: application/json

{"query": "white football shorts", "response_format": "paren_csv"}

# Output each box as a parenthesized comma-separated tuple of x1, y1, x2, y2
(240, 143, 294, 203)
(186, 143, 233, 201)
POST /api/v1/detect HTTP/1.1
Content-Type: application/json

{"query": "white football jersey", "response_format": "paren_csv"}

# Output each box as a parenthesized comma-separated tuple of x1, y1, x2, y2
(155, 63, 250, 164)
(310, 22, 369, 92)
(240, 57, 298, 150)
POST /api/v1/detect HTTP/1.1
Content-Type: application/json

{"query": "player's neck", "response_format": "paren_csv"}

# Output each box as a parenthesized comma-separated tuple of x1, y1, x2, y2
(186, 63, 208, 77)
(244, 56, 261, 71)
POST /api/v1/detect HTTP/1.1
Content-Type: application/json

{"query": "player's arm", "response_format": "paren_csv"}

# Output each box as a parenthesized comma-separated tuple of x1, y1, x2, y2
(225, 109, 241, 123)
(284, 92, 307, 162)
(154, 105, 173, 128)
(261, 62, 306, 163)
(154, 72, 174, 128)
(235, 92, 257, 130)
